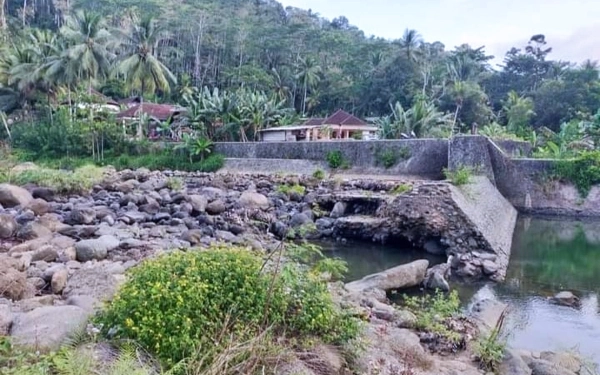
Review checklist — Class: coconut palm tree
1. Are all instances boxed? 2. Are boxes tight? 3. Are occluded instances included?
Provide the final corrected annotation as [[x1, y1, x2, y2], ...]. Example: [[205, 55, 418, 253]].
[[114, 14, 176, 138], [295, 56, 321, 115], [60, 11, 114, 90], [399, 29, 422, 62]]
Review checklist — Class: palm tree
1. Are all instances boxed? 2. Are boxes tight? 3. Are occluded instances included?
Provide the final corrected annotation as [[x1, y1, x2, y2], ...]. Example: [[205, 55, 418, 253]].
[[399, 29, 422, 62], [114, 15, 176, 138], [60, 11, 114, 91], [295, 56, 321, 115]]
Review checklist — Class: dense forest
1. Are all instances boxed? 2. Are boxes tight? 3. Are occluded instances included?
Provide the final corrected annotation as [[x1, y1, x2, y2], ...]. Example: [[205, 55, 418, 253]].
[[1, 0, 600, 145]]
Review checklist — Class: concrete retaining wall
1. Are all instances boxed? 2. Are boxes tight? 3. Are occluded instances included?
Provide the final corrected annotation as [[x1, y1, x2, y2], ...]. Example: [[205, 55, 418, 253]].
[[215, 139, 449, 179]]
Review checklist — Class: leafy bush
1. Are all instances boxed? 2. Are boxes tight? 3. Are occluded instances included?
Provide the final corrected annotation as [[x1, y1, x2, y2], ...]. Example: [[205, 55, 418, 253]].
[[554, 150, 600, 197], [99, 245, 359, 369], [403, 290, 461, 343], [312, 169, 326, 180], [276, 183, 306, 196], [375, 148, 411, 169], [443, 166, 472, 186], [326, 150, 349, 169], [101, 152, 225, 172]]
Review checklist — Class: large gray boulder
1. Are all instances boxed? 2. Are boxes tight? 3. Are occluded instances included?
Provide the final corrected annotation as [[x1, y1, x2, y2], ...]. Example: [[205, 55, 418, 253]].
[[330, 202, 346, 218], [239, 191, 269, 210], [345, 260, 429, 293], [0, 304, 13, 335], [188, 195, 208, 214], [63, 266, 124, 302], [550, 291, 581, 309], [498, 349, 532, 375], [0, 255, 28, 300], [0, 184, 33, 208], [529, 359, 577, 375], [423, 263, 451, 292], [10, 305, 89, 351], [75, 235, 120, 262], [0, 213, 18, 238]]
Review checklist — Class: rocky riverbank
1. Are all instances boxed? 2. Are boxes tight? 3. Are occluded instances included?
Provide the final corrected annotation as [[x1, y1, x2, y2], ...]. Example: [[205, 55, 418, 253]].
[[0, 168, 594, 375]]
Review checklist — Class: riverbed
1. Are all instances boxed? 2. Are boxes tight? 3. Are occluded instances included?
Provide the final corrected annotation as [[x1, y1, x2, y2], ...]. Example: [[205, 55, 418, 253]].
[[323, 216, 600, 364]]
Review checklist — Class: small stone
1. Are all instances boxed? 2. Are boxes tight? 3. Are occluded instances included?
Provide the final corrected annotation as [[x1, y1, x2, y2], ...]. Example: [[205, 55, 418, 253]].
[[181, 229, 203, 245], [206, 199, 226, 215], [0, 213, 18, 239], [27, 198, 49, 216], [75, 235, 120, 262], [69, 207, 96, 225]]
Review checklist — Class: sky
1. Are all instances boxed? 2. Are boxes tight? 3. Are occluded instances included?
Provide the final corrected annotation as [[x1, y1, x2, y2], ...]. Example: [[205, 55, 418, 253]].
[[278, 0, 600, 66]]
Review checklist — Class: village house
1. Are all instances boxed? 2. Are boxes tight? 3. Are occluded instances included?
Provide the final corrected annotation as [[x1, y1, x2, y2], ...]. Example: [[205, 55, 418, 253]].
[[116, 103, 188, 140], [259, 109, 378, 142]]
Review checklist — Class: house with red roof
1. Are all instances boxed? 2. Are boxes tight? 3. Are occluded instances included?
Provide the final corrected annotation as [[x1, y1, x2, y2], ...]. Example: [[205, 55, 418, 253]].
[[259, 109, 378, 142]]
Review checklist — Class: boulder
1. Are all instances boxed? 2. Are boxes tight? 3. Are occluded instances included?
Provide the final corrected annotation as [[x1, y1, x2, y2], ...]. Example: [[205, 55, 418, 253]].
[[497, 349, 532, 375], [32, 187, 55, 202], [75, 235, 120, 262], [181, 230, 203, 245], [188, 195, 208, 214], [529, 359, 576, 375], [0, 304, 13, 335], [10, 305, 90, 351], [68, 207, 96, 225], [345, 259, 429, 293], [239, 191, 270, 210], [423, 263, 451, 291], [330, 202, 346, 218], [0, 184, 33, 208], [0, 255, 28, 300], [0, 213, 18, 238], [289, 212, 312, 228], [63, 266, 123, 302], [17, 221, 53, 240], [206, 199, 226, 215], [27, 198, 50, 216], [51, 267, 69, 294], [550, 291, 581, 309], [469, 298, 508, 333], [31, 245, 59, 262]]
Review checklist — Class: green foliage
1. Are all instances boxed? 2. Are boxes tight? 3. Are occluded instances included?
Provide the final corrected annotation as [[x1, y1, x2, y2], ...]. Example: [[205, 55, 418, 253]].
[[166, 177, 184, 191], [375, 147, 411, 169], [100, 152, 225, 172], [377, 98, 452, 139], [0, 164, 105, 194], [276, 184, 306, 196], [403, 290, 462, 343], [390, 183, 412, 195], [443, 166, 472, 186], [174, 134, 214, 163], [479, 122, 522, 141], [98, 245, 359, 369], [554, 150, 600, 197], [473, 327, 506, 372], [312, 169, 326, 180], [326, 150, 349, 169]]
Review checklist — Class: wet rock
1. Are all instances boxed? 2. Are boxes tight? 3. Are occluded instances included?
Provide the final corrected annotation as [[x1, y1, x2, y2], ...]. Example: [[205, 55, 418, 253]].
[[10, 305, 90, 351], [529, 359, 576, 375], [498, 349, 532, 375], [550, 291, 581, 309], [423, 263, 450, 291], [330, 202, 346, 218], [75, 235, 120, 262], [0, 184, 33, 208], [239, 191, 270, 210], [469, 298, 507, 333], [423, 239, 446, 255], [345, 259, 429, 293], [0, 213, 18, 238]]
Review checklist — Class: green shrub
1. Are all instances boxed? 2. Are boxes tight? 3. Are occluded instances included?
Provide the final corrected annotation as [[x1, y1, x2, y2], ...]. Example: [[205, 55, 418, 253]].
[[403, 290, 461, 343], [99, 245, 359, 369], [473, 327, 506, 372], [326, 150, 349, 169], [276, 184, 306, 196], [390, 183, 412, 195], [375, 148, 411, 169], [554, 150, 600, 197], [0, 164, 105, 194], [312, 169, 326, 180], [443, 166, 472, 186]]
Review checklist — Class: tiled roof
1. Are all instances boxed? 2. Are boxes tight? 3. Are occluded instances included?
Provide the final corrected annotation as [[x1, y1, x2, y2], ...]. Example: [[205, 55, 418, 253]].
[[116, 103, 184, 120], [324, 109, 367, 126], [303, 118, 325, 125]]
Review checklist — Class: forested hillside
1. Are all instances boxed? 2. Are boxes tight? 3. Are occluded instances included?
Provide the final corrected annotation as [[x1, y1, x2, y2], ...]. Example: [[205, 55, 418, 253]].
[[1, 0, 600, 135]]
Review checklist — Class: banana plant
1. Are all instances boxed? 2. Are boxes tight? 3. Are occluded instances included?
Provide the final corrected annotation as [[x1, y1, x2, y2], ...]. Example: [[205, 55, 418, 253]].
[[175, 133, 214, 163]]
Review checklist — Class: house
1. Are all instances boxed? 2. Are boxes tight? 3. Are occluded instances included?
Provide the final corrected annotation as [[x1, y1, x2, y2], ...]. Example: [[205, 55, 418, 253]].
[[259, 109, 378, 142], [60, 89, 121, 113], [115, 103, 186, 122]]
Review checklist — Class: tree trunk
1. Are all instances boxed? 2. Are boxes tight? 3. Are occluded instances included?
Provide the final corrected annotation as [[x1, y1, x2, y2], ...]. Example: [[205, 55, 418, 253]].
[[0, 0, 6, 31], [302, 80, 307, 115], [21, 0, 26, 26], [137, 85, 145, 140]]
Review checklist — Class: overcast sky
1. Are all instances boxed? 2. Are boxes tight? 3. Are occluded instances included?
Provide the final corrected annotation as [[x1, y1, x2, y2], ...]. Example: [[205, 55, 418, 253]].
[[278, 0, 600, 66]]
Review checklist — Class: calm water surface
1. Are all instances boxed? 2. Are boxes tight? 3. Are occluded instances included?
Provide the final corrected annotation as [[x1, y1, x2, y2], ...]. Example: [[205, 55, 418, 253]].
[[324, 217, 600, 364]]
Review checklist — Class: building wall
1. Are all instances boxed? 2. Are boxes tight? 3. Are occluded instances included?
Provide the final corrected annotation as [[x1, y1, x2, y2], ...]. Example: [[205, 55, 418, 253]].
[[261, 131, 287, 142]]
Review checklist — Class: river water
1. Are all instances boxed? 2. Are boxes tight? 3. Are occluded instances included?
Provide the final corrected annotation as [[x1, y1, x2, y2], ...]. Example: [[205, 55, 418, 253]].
[[322, 216, 600, 364]]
